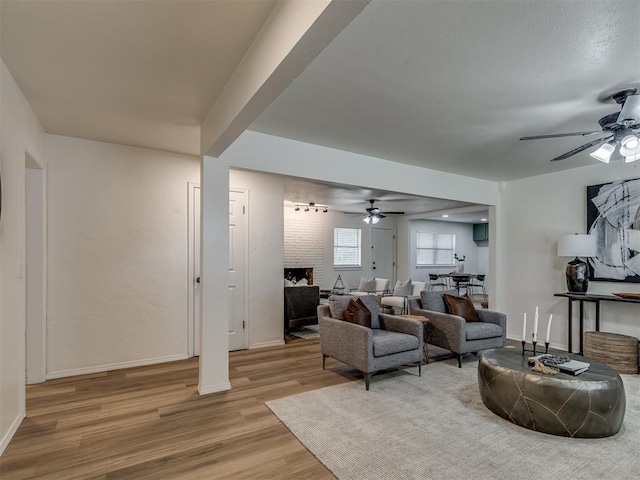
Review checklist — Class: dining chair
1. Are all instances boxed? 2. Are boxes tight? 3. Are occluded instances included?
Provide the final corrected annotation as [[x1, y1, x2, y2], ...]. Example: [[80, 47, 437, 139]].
[[466, 274, 487, 302], [451, 275, 471, 296], [428, 273, 448, 291]]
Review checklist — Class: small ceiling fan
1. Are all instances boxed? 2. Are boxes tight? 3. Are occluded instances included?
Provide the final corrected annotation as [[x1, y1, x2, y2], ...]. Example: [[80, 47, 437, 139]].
[[361, 199, 405, 224], [520, 89, 640, 163]]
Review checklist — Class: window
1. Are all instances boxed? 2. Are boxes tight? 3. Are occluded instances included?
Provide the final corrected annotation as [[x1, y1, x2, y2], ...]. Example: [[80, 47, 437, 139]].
[[334, 227, 362, 267], [416, 232, 455, 266]]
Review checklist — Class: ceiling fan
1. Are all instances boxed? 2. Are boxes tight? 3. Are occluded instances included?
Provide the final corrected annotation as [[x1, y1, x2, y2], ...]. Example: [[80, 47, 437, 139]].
[[520, 89, 640, 163], [361, 199, 405, 224]]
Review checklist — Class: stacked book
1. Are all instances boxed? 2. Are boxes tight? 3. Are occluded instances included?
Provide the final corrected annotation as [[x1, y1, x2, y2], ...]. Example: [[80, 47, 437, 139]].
[[528, 355, 590, 375]]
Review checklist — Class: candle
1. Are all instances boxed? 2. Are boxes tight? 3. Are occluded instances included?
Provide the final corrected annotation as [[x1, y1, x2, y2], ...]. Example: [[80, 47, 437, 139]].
[[546, 314, 553, 344], [533, 306, 539, 342], [522, 313, 527, 342]]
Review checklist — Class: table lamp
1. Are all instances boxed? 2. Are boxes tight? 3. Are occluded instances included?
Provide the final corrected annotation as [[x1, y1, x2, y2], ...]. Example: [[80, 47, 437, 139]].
[[557, 234, 596, 294]]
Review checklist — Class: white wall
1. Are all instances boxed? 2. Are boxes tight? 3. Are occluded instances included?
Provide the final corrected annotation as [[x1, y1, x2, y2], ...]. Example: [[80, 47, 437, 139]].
[[229, 169, 285, 348], [46, 135, 200, 376], [284, 206, 392, 291], [503, 161, 640, 351], [0, 61, 47, 454]]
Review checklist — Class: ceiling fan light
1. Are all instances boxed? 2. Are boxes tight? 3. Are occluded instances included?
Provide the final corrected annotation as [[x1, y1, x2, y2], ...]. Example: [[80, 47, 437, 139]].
[[589, 141, 616, 163], [618, 95, 640, 126], [363, 216, 371, 224], [620, 135, 640, 156], [625, 153, 640, 163], [371, 215, 380, 224]]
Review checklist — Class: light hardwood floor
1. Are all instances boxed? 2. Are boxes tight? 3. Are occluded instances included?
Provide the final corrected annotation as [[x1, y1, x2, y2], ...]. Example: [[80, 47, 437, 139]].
[[0, 338, 358, 479]]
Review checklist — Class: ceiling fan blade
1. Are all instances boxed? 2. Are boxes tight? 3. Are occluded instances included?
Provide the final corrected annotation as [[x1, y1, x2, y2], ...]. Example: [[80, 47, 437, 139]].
[[520, 131, 603, 141], [382, 211, 405, 215], [550, 136, 613, 162]]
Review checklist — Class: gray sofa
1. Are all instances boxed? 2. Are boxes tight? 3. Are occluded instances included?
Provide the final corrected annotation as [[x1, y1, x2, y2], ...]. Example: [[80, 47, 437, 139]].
[[408, 289, 506, 367], [318, 295, 423, 390]]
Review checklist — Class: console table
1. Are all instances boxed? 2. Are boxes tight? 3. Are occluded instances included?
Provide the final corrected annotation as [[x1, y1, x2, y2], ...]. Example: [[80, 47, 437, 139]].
[[554, 292, 640, 354]]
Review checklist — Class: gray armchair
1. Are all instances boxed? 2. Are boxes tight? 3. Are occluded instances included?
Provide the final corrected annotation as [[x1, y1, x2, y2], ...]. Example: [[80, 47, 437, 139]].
[[318, 295, 423, 390], [408, 289, 506, 367]]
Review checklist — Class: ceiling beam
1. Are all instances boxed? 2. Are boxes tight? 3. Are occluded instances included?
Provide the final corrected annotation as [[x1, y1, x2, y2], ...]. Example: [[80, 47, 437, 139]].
[[200, 0, 370, 157]]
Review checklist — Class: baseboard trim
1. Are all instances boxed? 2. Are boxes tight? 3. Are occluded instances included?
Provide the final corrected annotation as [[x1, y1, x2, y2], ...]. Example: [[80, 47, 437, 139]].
[[198, 381, 232, 395], [46, 353, 189, 380], [0, 410, 25, 456], [249, 340, 285, 350]]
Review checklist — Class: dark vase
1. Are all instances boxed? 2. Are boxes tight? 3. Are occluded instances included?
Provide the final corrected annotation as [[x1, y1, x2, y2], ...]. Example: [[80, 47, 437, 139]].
[[566, 257, 589, 293]]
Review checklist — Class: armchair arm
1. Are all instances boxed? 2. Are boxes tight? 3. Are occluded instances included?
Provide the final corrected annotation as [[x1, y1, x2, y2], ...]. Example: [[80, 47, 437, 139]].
[[408, 307, 466, 353], [477, 309, 507, 331], [318, 315, 372, 372], [379, 313, 423, 339]]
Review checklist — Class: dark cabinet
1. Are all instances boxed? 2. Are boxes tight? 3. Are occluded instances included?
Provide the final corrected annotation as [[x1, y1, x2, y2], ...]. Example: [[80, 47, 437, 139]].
[[473, 223, 489, 242]]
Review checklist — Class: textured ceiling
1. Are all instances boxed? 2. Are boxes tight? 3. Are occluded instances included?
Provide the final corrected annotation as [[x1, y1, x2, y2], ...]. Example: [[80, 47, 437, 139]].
[[0, 0, 277, 153], [251, 0, 640, 181]]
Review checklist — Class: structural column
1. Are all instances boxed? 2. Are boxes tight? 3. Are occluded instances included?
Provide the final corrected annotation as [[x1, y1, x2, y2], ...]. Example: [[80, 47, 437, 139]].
[[198, 156, 231, 394]]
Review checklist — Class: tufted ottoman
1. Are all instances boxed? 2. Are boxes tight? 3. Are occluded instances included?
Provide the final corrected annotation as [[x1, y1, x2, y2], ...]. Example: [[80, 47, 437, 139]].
[[478, 348, 626, 438]]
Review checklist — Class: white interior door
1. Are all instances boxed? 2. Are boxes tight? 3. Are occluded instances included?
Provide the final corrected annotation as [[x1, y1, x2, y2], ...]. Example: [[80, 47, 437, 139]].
[[188, 184, 201, 356], [189, 185, 248, 355], [372, 228, 396, 285], [228, 189, 248, 351]]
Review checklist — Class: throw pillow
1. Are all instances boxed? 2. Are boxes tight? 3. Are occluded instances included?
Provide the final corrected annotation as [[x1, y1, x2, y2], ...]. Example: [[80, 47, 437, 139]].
[[443, 293, 480, 322], [328, 295, 352, 320], [295, 278, 308, 286], [329, 294, 380, 328], [420, 289, 458, 313], [343, 298, 372, 328], [284, 278, 294, 287], [358, 277, 376, 292], [393, 279, 412, 296]]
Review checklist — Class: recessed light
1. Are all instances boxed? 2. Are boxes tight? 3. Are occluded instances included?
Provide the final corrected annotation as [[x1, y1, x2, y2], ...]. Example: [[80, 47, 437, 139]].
[[481, 218, 487, 222], [442, 214, 449, 218]]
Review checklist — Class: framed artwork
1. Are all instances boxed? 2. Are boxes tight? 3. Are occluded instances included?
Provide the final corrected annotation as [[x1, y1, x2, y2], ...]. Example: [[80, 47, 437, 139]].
[[587, 177, 640, 282]]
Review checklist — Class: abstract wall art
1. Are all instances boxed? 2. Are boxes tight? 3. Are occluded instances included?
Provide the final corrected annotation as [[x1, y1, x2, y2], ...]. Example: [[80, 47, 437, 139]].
[[587, 177, 640, 282]]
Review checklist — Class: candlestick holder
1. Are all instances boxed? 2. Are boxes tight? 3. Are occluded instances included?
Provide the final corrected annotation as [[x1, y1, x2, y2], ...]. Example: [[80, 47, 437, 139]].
[[521, 335, 550, 356]]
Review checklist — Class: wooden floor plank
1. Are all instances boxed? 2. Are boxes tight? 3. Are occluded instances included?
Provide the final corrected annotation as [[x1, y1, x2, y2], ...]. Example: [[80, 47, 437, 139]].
[[0, 339, 341, 479]]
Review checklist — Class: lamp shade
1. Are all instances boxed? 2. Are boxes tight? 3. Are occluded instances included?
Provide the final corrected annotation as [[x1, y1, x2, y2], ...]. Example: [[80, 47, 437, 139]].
[[557, 234, 596, 257], [589, 141, 615, 163]]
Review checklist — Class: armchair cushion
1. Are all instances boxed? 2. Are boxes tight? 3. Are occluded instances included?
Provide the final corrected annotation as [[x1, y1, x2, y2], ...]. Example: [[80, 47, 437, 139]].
[[372, 329, 420, 357], [358, 277, 376, 292], [420, 289, 458, 313], [466, 322, 503, 341], [393, 279, 412, 296], [344, 298, 372, 328], [329, 294, 380, 328], [443, 293, 480, 322]]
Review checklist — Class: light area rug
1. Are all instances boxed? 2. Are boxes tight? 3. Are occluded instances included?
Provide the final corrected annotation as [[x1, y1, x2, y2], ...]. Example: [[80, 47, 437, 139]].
[[266, 357, 640, 480], [289, 324, 320, 340]]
